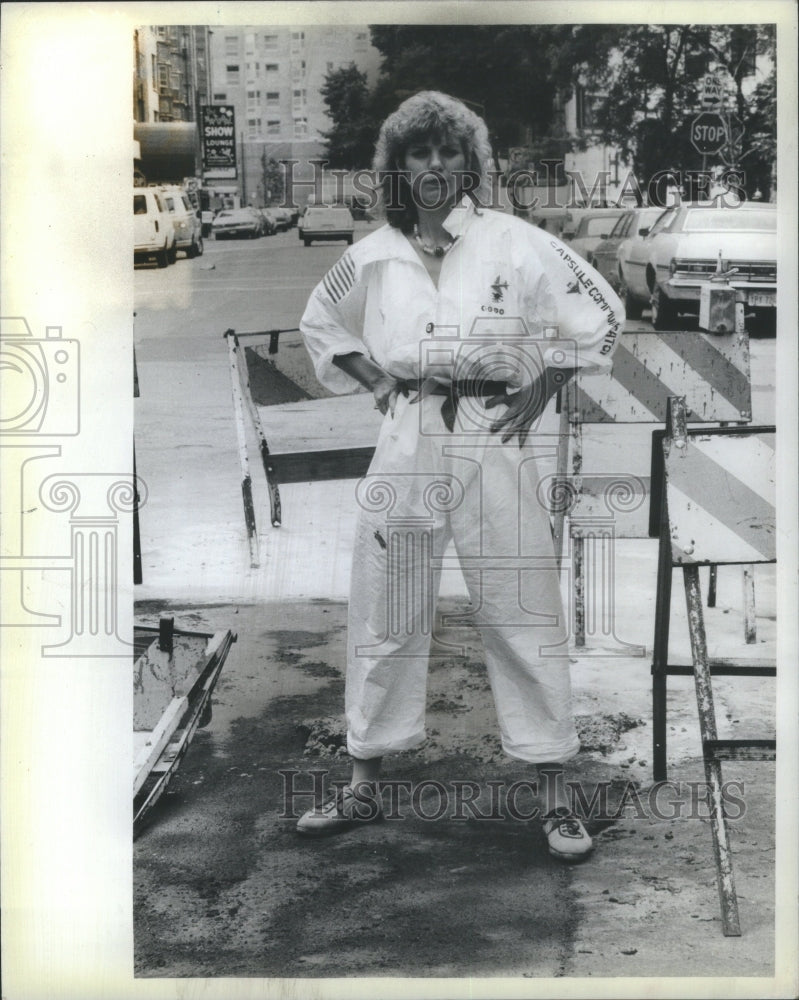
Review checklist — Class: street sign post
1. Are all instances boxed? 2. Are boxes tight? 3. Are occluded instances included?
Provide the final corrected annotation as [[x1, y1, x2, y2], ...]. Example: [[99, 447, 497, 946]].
[[690, 112, 729, 156]]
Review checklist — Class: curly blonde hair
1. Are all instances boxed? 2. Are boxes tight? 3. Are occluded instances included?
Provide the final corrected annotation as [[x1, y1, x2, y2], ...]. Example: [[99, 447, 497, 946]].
[[372, 91, 494, 229]]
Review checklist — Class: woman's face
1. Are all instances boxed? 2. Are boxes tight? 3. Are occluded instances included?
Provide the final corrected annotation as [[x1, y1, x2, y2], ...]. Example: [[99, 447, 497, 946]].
[[402, 132, 467, 209]]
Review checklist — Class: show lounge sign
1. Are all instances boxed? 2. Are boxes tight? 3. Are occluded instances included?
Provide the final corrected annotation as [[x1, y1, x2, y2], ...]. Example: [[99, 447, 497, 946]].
[[201, 105, 237, 180]]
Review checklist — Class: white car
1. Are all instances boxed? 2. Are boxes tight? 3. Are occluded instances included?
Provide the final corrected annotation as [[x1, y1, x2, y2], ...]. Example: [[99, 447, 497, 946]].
[[299, 206, 354, 246], [620, 201, 777, 329], [158, 186, 204, 258], [566, 208, 627, 260], [134, 187, 176, 268]]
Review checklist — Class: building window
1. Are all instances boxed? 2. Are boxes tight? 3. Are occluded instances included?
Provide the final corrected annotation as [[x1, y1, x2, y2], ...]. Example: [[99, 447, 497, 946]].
[[247, 89, 260, 99], [292, 88, 306, 111], [226, 64, 240, 84], [263, 34, 278, 50], [266, 91, 280, 108], [291, 31, 304, 54], [213, 92, 227, 101], [225, 35, 238, 56], [267, 119, 281, 135], [265, 63, 279, 72], [326, 61, 334, 72], [294, 117, 308, 138], [355, 31, 368, 51], [247, 117, 261, 138], [575, 85, 600, 132], [158, 63, 170, 92]]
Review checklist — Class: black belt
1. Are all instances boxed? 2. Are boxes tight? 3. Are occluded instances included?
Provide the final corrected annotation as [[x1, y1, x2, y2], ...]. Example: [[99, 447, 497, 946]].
[[399, 378, 510, 432]]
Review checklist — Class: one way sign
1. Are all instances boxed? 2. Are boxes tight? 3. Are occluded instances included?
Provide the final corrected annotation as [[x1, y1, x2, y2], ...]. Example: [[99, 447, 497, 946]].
[[701, 73, 724, 109]]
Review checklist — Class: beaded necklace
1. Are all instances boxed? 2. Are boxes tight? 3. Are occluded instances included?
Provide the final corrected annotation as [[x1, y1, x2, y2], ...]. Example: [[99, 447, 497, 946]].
[[413, 224, 457, 258]]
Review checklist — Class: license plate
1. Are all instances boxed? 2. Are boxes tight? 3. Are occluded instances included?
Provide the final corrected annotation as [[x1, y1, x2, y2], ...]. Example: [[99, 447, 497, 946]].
[[748, 291, 776, 307]]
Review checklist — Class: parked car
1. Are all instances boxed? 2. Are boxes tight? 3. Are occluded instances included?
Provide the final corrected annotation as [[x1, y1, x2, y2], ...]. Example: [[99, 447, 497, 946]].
[[526, 206, 572, 239], [589, 207, 664, 291], [133, 187, 176, 268], [269, 206, 294, 231], [257, 208, 278, 235], [298, 205, 354, 246], [621, 200, 777, 329], [158, 185, 204, 258], [567, 209, 627, 261], [211, 207, 264, 240], [560, 206, 627, 247]]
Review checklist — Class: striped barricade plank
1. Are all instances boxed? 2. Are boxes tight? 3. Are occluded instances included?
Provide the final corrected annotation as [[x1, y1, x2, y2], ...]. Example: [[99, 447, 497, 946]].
[[665, 431, 776, 565], [566, 331, 751, 424]]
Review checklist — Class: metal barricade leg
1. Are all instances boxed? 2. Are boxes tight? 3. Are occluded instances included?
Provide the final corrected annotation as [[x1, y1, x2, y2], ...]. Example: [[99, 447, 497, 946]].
[[651, 513, 674, 782], [706, 564, 717, 607], [683, 564, 742, 936], [573, 533, 585, 646], [743, 565, 756, 644]]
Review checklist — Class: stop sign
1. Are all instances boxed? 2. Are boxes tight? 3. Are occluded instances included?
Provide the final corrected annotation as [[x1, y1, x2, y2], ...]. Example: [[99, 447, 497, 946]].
[[690, 112, 729, 155]]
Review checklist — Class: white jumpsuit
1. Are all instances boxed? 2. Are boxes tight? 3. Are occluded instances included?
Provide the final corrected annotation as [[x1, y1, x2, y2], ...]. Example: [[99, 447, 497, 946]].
[[300, 200, 624, 763]]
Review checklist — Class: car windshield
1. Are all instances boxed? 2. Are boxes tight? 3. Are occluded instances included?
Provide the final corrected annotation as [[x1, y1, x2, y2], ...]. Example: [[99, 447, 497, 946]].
[[682, 208, 776, 232], [609, 214, 632, 238], [581, 215, 623, 236]]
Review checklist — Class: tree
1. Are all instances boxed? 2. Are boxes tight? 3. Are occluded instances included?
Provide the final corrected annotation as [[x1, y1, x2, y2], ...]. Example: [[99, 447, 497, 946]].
[[557, 24, 777, 198], [319, 64, 380, 168], [261, 152, 284, 204], [368, 25, 576, 154]]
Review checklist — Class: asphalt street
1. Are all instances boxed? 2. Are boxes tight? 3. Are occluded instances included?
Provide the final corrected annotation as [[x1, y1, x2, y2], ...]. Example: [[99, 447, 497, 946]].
[[132, 219, 780, 984]]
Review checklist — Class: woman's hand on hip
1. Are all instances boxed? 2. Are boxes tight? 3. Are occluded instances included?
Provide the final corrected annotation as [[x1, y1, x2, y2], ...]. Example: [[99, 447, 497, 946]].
[[372, 375, 408, 417], [485, 366, 576, 446]]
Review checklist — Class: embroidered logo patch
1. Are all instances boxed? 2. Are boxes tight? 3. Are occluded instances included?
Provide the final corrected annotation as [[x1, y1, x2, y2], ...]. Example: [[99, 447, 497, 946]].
[[491, 275, 509, 302], [323, 253, 356, 303]]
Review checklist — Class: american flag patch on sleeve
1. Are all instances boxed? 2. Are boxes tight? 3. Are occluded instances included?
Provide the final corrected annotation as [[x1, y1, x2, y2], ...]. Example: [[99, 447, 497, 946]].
[[322, 253, 356, 303]]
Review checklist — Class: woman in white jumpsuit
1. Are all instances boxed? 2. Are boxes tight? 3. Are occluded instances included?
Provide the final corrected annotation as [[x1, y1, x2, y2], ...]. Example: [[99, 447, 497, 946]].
[[297, 92, 623, 860]]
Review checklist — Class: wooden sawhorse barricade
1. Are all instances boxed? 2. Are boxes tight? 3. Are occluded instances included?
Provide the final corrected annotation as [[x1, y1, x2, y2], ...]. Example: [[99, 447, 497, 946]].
[[553, 329, 754, 651], [224, 328, 383, 564], [651, 395, 776, 936]]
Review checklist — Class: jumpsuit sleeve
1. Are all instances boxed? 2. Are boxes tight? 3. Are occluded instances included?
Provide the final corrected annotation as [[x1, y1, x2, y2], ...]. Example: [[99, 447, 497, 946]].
[[517, 227, 625, 371], [299, 250, 371, 394]]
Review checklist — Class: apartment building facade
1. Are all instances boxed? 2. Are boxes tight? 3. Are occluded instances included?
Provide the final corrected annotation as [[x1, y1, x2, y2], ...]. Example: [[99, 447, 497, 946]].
[[206, 25, 380, 205]]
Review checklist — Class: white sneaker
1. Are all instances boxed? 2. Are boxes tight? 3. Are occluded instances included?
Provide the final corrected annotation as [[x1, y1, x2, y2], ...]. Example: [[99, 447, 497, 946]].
[[542, 807, 593, 862], [296, 783, 383, 837]]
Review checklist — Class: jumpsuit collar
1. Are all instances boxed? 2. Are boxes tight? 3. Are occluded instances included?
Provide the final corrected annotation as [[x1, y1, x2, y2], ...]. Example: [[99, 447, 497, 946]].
[[354, 198, 479, 268]]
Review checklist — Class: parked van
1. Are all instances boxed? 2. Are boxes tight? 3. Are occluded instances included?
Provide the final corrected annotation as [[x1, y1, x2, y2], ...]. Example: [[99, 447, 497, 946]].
[[298, 205, 354, 246], [134, 188, 176, 267], [158, 185, 204, 258]]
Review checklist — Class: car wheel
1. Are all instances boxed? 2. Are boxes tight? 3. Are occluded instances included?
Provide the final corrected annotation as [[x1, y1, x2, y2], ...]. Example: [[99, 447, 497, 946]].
[[156, 244, 169, 268], [303, 238, 310, 247], [196, 236, 203, 256], [347, 235, 354, 245], [622, 283, 644, 320], [167, 242, 177, 264], [651, 286, 679, 330]]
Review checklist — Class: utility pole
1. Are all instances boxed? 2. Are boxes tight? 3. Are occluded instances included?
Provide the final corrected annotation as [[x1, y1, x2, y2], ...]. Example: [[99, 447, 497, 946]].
[[240, 131, 247, 204]]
